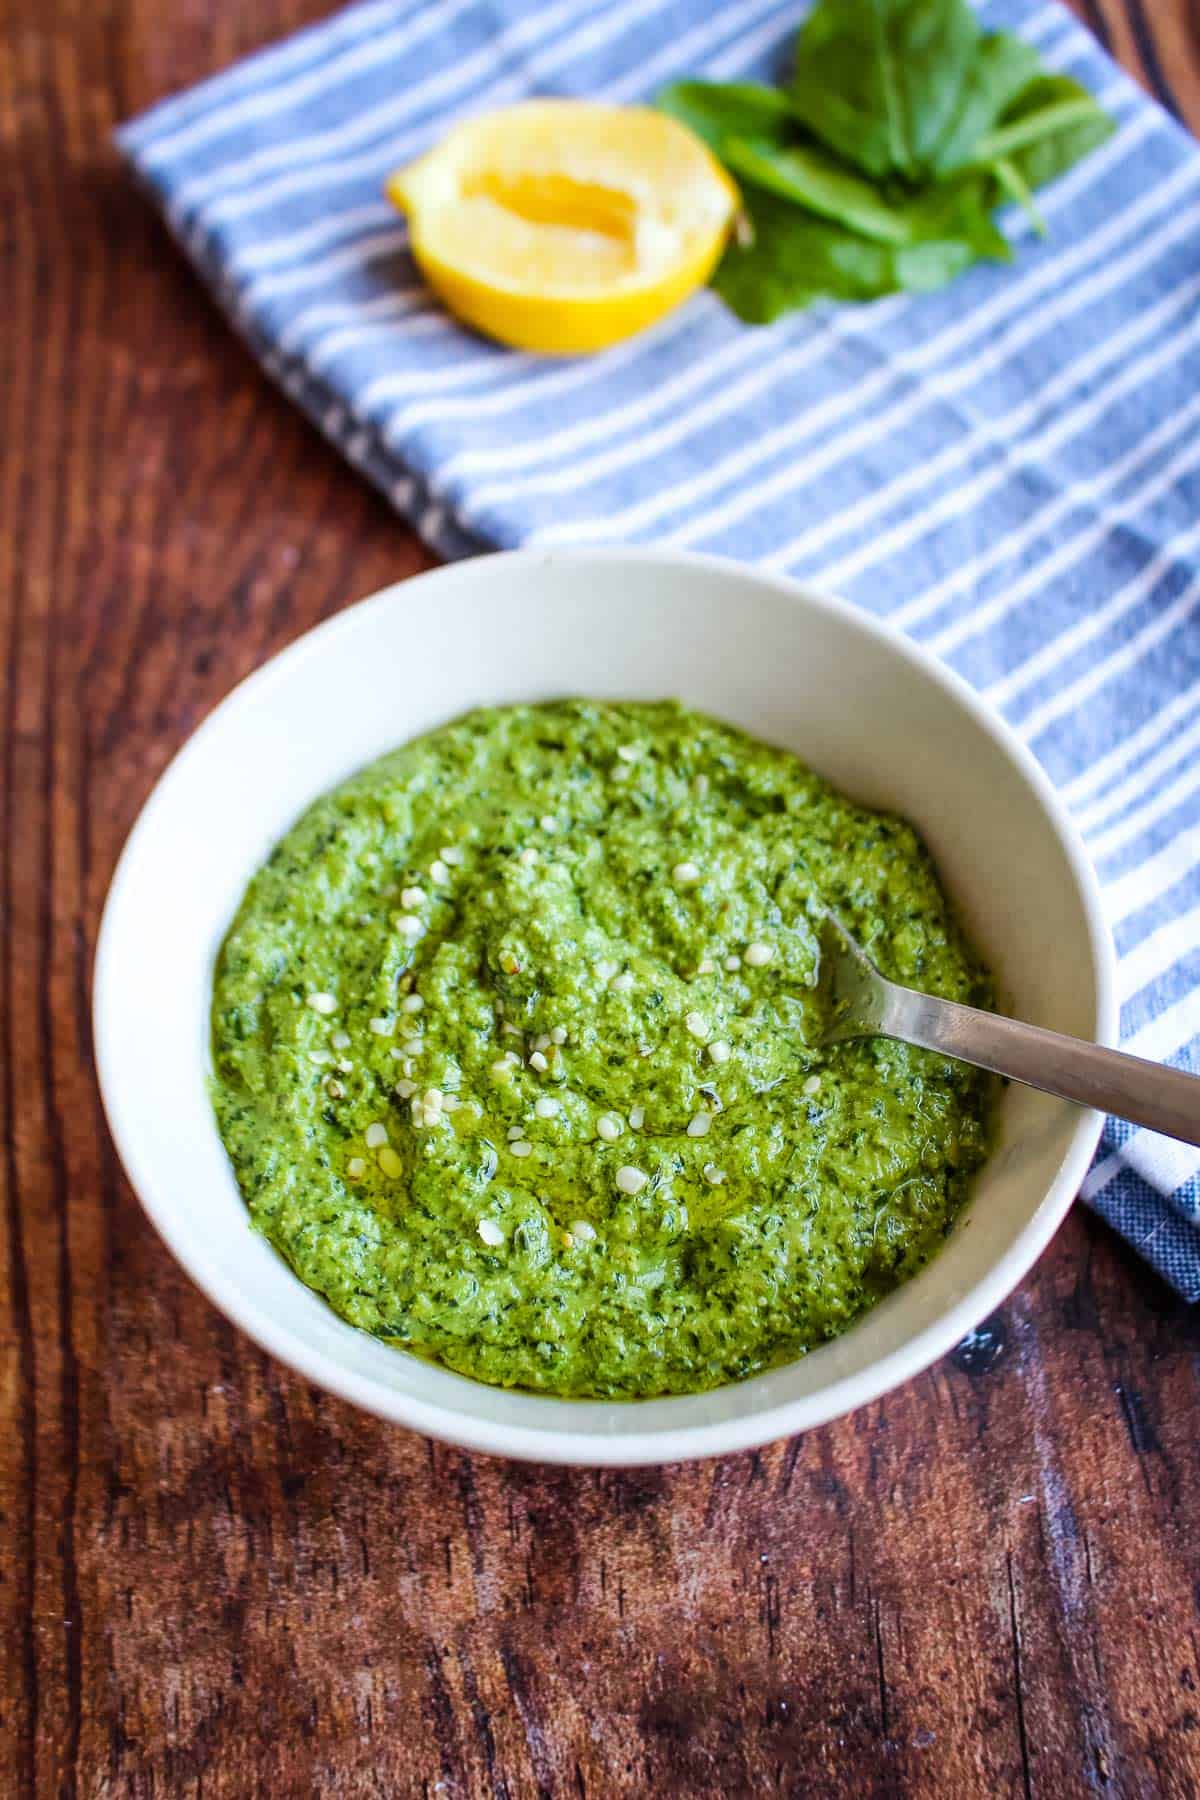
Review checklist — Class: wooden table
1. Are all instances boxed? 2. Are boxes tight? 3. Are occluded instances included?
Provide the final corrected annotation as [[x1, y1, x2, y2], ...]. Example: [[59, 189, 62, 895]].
[[3, 2, 1199, 1793]]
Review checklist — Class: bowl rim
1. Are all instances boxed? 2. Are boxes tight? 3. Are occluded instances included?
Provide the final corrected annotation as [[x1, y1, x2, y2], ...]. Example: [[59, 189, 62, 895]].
[[93, 546, 1117, 1465]]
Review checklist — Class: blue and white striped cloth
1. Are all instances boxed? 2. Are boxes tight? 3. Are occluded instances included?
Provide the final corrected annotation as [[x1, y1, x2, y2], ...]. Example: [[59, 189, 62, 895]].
[[118, 0, 1200, 1296]]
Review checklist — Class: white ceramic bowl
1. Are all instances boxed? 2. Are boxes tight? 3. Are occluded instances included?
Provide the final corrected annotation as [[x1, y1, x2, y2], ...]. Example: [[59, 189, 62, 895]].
[[94, 549, 1115, 1464]]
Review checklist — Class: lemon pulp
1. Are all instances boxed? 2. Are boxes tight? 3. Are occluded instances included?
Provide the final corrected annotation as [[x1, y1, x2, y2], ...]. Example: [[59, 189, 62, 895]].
[[386, 101, 739, 354]]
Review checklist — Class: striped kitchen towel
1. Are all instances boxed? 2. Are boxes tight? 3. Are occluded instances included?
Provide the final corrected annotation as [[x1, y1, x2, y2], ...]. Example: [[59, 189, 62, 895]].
[[118, 0, 1200, 1295]]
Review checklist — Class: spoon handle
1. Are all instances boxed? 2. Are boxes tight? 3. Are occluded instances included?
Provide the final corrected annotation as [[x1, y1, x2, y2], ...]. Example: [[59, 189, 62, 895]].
[[887, 988, 1200, 1146]]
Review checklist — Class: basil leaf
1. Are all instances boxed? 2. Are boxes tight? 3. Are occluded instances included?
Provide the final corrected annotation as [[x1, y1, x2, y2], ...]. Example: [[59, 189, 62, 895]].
[[724, 137, 1013, 251], [713, 200, 886, 322], [895, 225, 1009, 288], [660, 12, 1113, 327], [722, 138, 916, 244], [928, 30, 1043, 173], [989, 156, 1046, 236], [656, 80, 794, 154], [978, 75, 1115, 189], [790, 0, 980, 181], [902, 176, 1013, 262], [712, 181, 1008, 324]]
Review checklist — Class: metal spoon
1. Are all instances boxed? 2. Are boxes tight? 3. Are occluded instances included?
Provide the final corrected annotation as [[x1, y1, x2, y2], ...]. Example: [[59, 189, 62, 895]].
[[814, 912, 1200, 1146]]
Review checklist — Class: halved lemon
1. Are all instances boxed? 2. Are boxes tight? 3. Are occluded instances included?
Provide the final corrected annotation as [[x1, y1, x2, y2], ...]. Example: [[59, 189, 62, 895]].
[[386, 101, 739, 355]]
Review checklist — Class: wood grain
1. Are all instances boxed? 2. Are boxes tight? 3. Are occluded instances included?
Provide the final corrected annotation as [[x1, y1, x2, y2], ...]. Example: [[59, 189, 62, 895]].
[[2, 2, 1199, 1795]]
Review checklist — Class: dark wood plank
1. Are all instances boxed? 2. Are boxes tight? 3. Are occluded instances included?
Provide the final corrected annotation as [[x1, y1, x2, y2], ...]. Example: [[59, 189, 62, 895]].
[[2, 2, 1199, 1796], [1083, 0, 1200, 128]]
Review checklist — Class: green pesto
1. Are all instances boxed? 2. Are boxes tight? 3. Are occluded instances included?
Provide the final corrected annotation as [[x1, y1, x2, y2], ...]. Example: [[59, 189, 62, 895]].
[[211, 701, 993, 1399]]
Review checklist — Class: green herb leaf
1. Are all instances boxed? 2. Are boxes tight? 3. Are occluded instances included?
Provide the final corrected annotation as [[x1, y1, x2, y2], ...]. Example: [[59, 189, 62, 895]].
[[905, 177, 1013, 264], [712, 181, 1009, 324], [723, 136, 1013, 250], [722, 137, 917, 244], [658, 10, 1113, 328], [927, 30, 1043, 173], [712, 198, 878, 322], [977, 74, 1115, 189], [988, 155, 1046, 236], [789, 0, 981, 181], [656, 80, 794, 154]]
